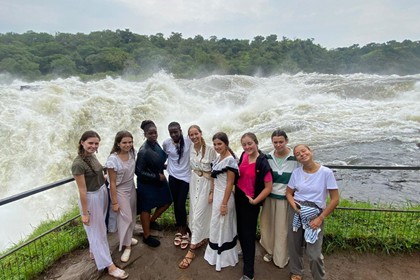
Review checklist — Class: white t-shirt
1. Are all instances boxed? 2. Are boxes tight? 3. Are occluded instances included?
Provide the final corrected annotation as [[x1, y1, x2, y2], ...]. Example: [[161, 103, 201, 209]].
[[162, 136, 192, 183], [288, 165, 338, 209]]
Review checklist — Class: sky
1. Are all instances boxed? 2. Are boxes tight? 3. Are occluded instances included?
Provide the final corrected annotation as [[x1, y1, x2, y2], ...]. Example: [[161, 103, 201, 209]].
[[1, 0, 419, 49]]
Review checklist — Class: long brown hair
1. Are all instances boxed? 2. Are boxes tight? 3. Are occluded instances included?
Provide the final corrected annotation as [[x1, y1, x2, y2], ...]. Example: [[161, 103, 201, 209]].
[[212, 132, 236, 159], [110, 130, 135, 157]]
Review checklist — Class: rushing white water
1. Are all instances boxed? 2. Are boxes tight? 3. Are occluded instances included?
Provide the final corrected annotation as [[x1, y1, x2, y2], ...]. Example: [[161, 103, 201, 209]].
[[0, 72, 419, 251]]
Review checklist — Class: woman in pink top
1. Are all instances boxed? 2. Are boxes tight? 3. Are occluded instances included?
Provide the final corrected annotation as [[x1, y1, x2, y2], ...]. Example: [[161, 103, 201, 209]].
[[235, 132, 273, 280]]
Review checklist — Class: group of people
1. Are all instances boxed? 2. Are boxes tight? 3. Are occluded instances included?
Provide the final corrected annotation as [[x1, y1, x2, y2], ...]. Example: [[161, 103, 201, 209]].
[[71, 121, 339, 280]]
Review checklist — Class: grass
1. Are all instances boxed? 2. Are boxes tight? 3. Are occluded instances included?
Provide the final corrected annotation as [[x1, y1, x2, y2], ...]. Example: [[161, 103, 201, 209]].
[[323, 199, 420, 254]]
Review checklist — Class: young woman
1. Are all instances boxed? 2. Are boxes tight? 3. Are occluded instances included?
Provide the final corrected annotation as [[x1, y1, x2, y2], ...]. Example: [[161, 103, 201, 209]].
[[135, 120, 172, 248], [162, 122, 192, 249], [204, 132, 239, 271], [71, 130, 128, 279], [286, 144, 339, 280], [260, 130, 299, 268], [178, 125, 217, 269], [235, 132, 273, 280], [105, 131, 137, 263]]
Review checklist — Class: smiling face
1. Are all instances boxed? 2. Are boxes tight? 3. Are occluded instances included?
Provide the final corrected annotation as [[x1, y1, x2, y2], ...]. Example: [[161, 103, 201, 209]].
[[272, 135, 288, 154], [188, 127, 202, 145], [213, 138, 227, 154], [241, 135, 258, 156], [168, 125, 182, 143], [293, 144, 313, 164], [118, 136, 133, 153], [81, 137, 100, 155]]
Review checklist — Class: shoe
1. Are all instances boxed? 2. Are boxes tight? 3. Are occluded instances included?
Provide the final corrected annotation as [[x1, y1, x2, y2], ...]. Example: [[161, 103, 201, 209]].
[[108, 267, 129, 279], [263, 253, 273, 262], [291, 274, 302, 280], [143, 235, 160, 247], [178, 248, 195, 269], [131, 238, 138, 246], [174, 232, 182, 246], [180, 233, 190, 250], [239, 275, 254, 280], [150, 221, 162, 231], [120, 248, 131, 262]]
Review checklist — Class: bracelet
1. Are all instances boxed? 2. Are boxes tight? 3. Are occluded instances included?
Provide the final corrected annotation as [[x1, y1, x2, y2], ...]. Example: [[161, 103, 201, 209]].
[[82, 213, 89, 216], [221, 204, 227, 207]]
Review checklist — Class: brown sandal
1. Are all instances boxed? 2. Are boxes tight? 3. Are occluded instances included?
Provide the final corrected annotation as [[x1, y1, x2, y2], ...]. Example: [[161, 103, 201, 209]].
[[178, 248, 195, 269]]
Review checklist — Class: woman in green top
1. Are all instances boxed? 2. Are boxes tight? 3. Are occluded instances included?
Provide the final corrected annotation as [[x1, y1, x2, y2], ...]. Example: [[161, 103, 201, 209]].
[[71, 130, 128, 279]]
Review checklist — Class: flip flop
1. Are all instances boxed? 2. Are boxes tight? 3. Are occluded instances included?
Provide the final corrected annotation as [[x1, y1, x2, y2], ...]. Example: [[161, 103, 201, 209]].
[[174, 232, 182, 246], [180, 233, 190, 250]]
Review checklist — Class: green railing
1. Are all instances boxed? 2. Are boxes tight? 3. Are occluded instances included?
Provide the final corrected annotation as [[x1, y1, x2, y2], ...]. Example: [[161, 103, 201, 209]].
[[0, 165, 419, 279]]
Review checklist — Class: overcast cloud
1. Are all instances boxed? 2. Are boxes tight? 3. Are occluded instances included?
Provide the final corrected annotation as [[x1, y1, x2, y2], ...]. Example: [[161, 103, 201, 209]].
[[1, 0, 419, 49]]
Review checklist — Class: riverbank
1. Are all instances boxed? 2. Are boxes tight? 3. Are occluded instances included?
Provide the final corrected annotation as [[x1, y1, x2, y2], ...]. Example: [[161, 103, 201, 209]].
[[36, 225, 420, 280]]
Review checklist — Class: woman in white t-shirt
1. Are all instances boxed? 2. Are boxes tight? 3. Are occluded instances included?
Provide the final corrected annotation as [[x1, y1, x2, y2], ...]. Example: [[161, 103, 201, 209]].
[[286, 144, 339, 280], [162, 122, 192, 248]]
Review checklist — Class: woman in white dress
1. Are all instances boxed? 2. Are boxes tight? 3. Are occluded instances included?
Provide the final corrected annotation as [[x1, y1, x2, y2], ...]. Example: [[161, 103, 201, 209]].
[[179, 125, 216, 269], [204, 132, 239, 271], [106, 131, 137, 263]]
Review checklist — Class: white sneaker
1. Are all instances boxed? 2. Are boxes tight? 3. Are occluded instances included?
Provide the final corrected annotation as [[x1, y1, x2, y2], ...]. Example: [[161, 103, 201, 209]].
[[263, 253, 272, 262], [121, 248, 131, 262], [131, 238, 138, 246]]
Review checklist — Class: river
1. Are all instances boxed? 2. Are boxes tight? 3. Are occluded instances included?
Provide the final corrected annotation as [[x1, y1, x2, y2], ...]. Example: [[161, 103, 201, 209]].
[[0, 72, 419, 251]]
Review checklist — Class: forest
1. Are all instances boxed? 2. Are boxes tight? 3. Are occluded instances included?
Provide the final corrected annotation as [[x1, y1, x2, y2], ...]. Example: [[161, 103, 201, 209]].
[[0, 29, 419, 81]]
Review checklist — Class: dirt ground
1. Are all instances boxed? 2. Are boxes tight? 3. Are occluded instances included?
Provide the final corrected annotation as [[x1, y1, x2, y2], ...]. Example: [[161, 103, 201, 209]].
[[37, 227, 420, 280]]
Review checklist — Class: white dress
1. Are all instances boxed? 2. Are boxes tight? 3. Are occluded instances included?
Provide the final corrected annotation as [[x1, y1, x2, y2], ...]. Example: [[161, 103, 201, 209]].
[[105, 152, 137, 251], [204, 155, 239, 271], [189, 144, 217, 245]]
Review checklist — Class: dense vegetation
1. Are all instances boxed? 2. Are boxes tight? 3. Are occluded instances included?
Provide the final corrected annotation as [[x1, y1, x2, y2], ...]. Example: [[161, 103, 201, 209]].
[[1, 29, 420, 81]]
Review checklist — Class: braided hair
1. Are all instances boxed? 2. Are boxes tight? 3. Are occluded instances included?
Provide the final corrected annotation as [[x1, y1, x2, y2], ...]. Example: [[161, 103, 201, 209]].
[[77, 130, 101, 174], [168, 121, 185, 164]]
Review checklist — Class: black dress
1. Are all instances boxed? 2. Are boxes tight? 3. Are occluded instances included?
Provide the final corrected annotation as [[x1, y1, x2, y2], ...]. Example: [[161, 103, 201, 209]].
[[135, 140, 172, 213]]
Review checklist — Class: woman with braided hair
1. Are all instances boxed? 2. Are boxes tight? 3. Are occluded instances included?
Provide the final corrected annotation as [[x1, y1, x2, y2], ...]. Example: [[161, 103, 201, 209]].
[[178, 125, 217, 269], [71, 130, 128, 279], [162, 122, 192, 249]]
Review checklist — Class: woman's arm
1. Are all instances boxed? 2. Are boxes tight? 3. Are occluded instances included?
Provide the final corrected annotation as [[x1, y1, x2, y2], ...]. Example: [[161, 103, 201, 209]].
[[74, 174, 90, 225], [107, 168, 119, 212], [220, 170, 235, 215], [286, 186, 299, 212], [248, 180, 272, 205], [310, 189, 339, 229]]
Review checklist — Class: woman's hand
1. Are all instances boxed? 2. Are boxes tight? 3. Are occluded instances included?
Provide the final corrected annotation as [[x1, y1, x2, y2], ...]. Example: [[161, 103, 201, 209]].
[[81, 214, 90, 226], [220, 204, 227, 216], [245, 195, 255, 205], [159, 173, 165, 181], [309, 216, 323, 230], [112, 202, 120, 212]]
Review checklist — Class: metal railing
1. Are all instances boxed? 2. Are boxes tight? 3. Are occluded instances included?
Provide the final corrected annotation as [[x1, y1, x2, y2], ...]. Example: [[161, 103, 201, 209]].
[[0, 177, 87, 280], [0, 165, 419, 279]]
